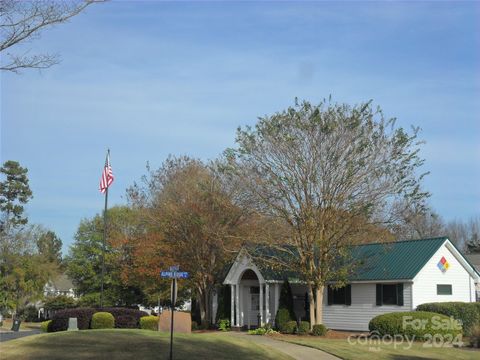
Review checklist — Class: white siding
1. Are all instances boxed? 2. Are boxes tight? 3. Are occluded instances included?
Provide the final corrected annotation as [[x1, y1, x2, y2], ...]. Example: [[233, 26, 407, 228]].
[[323, 283, 413, 331], [412, 242, 475, 308]]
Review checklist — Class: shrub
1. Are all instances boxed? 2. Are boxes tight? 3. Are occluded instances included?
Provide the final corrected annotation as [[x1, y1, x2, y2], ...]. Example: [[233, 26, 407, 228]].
[[116, 315, 138, 328], [91, 312, 114, 329], [469, 324, 480, 348], [416, 302, 480, 335], [140, 316, 158, 331], [312, 324, 328, 336], [191, 321, 199, 331], [278, 281, 296, 321], [283, 321, 297, 334], [50, 307, 95, 331], [49, 307, 148, 332], [218, 319, 230, 331], [101, 307, 148, 329], [247, 326, 278, 335], [296, 321, 310, 335], [369, 311, 462, 340], [40, 320, 51, 332], [248, 327, 267, 335], [275, 308, 293, 332]]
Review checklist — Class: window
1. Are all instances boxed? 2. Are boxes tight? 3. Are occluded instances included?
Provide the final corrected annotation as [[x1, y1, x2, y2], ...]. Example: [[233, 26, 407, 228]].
[[437, 284, 452, 295], [376, 283, 404, 306], [327, 285, 351, 305]]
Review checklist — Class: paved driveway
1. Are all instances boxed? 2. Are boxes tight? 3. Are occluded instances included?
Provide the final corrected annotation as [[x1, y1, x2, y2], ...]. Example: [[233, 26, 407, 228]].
[[227, 332, 340, 360], [0, 329, 41, 342]]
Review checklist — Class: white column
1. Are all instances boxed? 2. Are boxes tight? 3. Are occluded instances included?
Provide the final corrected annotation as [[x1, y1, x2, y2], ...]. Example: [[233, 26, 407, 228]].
[[265, 283, 270, 325], [259, 283, 264, 326], [239, 285, 243, 326], [235, 284, 240, 327], [230, 284, 235, 327]]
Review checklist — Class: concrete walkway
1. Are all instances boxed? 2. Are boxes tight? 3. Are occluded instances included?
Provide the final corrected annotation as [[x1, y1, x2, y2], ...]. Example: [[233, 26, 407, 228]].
[[227, 332, 340, 360]]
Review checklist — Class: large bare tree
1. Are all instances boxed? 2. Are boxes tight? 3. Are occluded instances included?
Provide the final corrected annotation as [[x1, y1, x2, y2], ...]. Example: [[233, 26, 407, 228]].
[[224, 99, 429, 327], [0, 0, 103, 73]]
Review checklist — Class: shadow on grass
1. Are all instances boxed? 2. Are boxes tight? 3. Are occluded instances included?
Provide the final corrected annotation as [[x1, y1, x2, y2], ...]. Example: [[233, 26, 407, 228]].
[[0, 330, 283, 360]]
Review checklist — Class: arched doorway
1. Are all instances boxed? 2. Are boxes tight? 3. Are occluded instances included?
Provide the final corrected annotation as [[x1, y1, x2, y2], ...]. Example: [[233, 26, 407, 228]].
[[240, 269, 261, 329]]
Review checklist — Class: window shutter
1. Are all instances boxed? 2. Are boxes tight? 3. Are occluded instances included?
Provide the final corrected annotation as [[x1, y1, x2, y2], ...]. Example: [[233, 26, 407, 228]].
[[345, 284, 352, 306], [376, 284, 382, 306], [327, 286, 333, 306], [397, 283, 404, 306]]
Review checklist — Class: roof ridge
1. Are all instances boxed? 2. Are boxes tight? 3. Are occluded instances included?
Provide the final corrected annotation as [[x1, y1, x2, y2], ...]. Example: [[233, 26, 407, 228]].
[[351, 236, 448, 247]]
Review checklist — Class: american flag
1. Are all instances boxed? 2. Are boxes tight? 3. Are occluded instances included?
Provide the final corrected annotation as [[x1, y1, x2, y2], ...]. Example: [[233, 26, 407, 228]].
[[99, 152, 114, 194]]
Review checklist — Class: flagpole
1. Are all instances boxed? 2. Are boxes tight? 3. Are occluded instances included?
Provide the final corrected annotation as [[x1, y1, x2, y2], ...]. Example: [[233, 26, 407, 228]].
[[100, 149, 110, 308]]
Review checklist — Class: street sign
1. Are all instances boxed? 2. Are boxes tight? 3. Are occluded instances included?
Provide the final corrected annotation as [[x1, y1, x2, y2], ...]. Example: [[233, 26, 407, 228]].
[[161, 271, 189, 279], [159, 265, 189, 360]]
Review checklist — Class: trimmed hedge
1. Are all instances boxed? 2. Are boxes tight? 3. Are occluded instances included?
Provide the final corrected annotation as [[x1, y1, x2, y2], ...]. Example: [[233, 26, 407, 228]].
[[140, 316, 158, 331], [275, 308, 293, 333], [50, 308, 95, 332], [312, 324, 328, 336], [416, 302, 480, 334], [102, 307, 147, 329], [369, 311, 462, 340], [49, 307, 148, 332], [91, 312, 115, 329], [40, 320, 51, 333], [283, 321, 297, 334], [296, 321, 310, 335]]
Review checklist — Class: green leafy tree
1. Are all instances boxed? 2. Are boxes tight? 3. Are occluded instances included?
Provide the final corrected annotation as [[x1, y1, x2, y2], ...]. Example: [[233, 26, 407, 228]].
[[225, 99, 429, 327], [0, 161, 55, 315], [65, 206, 147, 307], [0, 160, 33, 232], [37, 230, 62, 264]]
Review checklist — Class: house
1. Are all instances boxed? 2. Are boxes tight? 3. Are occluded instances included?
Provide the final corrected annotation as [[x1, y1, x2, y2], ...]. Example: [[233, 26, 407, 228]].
[[222, 237, 480, 331], [43, 274, 77, 299], [465, 253, 480, 301]]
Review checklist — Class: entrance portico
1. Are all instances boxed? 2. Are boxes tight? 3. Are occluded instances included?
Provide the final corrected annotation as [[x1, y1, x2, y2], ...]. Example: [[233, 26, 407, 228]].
[[223, 250, 281, 329]]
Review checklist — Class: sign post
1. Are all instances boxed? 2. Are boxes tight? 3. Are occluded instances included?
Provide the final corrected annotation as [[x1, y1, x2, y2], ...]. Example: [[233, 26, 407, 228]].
[[160, 265, 189, 360]]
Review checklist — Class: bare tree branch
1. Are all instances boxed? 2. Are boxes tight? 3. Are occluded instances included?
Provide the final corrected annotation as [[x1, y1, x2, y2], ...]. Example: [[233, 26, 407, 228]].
[[0, 0, 105, 73]]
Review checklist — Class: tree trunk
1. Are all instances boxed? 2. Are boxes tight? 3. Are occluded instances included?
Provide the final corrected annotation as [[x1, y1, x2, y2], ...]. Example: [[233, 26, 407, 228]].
[[308, 284, 316, 329], [197, 289, 207, 326], [204, 287, 211, 327], [315, 285, 324, 325]]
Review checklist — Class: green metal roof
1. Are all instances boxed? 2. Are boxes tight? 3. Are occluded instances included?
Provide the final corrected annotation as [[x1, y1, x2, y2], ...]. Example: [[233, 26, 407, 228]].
[[348, 237, 446, 281], [244, 237, 449, 282]]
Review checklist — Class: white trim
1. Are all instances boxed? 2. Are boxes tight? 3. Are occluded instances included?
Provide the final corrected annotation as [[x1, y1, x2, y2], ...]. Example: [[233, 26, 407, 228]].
[[265, 283, 270, 324], [444, 240, 480, 280], [259, 283, 264, 326]]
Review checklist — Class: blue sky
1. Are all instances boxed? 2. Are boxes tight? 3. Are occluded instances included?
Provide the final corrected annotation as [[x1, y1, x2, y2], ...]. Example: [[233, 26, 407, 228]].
[[1, 1, 479, 254]]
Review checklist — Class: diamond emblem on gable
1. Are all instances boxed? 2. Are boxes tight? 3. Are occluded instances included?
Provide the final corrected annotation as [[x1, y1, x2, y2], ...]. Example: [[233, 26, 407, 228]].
[[437, 257, 449, 272]]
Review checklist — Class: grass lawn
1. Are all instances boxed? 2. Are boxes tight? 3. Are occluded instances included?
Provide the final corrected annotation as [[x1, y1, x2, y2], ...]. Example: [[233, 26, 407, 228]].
[[0, 329, 293, 360], [277, 335, 480, 360], [0, 318, 41, 331]]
